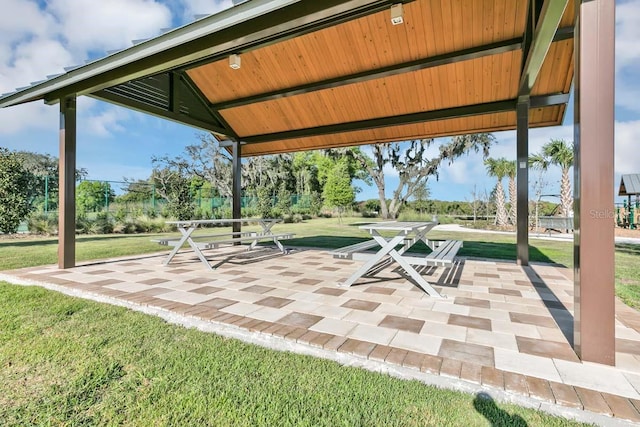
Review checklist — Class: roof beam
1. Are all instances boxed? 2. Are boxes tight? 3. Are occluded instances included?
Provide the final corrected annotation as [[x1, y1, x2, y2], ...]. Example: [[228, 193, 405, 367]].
[[241, 101, 516, 144], [169, 72, 179, 113], [519, 0, 570, 98], [90, 89, 229, 134], [212, 38, 524, 111], [529, 92, 570, 107], [240, 93, 567, 144]]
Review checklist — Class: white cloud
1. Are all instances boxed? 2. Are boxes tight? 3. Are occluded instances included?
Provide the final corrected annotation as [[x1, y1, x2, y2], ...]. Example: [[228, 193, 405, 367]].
[[615, 120, 640, 175], [0, 0, 173, 138], [180, 0, 233, 22], [0, 0, 55, 45], [616, 0, 640, 72], [47, 0, 172, 54], [81, 108, 130, 137], [3, 38, 74, 90], [0, 103, 57, 136], [615, 0, 640, 114]]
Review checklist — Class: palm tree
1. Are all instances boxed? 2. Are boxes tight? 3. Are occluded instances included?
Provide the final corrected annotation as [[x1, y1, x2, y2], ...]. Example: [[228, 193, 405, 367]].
[[529, 152, 550, 230], [505, 160, 517, 225], [530, 139, 574, 217], [484, 157, 510, 227]]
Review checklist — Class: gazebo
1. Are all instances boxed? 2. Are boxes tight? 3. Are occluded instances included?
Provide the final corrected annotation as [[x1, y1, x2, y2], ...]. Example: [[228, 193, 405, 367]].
[[0, 0, 615, 365]]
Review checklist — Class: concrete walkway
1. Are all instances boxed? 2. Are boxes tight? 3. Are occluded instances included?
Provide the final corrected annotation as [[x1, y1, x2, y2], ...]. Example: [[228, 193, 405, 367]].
[[435, 224, 640, 245], [2, 245, 640, 426]]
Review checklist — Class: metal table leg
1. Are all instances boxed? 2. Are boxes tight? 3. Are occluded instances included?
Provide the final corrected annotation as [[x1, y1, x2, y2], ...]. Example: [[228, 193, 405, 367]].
[[163, 225, 214, 270], [341, 233, 405, 287]]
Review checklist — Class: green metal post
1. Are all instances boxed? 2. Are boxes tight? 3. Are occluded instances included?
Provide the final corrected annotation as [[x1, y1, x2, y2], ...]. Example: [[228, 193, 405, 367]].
[[44, 175, 49, 214], [105, 183, 109, 212]]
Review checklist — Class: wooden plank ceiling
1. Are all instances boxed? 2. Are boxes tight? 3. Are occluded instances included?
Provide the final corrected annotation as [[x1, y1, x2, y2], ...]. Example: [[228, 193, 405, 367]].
[[187, 0, 575, 157]]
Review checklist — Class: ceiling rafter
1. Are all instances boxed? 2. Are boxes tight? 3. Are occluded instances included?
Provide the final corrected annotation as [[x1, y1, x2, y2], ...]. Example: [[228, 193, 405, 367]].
[[518, 0, 570, 99], [241, 101, 515, 144]]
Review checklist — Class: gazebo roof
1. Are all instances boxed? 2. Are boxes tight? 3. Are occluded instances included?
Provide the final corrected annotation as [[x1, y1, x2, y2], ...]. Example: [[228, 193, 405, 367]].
[[619, 174, 640, 197], [0, 0, 574, 157]]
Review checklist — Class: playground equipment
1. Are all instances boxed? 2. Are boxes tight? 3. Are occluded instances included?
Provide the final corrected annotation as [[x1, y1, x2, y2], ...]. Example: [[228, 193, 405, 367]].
[[617, 199, 639, 229], [617, 174, 640, 229]]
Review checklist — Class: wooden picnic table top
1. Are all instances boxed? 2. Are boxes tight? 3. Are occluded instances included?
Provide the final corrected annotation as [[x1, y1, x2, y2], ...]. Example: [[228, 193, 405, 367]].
[[358, 221, 437, 233], [165, 218, 281, 226]]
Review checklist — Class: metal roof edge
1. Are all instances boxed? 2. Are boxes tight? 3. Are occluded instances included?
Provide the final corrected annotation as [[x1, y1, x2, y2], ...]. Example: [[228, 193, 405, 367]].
[[0, 0, 304, 108]]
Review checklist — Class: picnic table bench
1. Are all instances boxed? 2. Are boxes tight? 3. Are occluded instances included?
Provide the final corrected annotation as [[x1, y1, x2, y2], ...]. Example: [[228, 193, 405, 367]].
[[330, 221, 462, 297], [155, 219, 294, 270], [538, 216, 573, 234]]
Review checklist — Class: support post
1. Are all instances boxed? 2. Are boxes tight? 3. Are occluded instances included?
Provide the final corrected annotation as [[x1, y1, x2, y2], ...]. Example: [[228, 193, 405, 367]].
[[573, 0, 615, 364], [516, 99, 529, 266], [232, 141, 242, 236], [58, 95, 77, 269]]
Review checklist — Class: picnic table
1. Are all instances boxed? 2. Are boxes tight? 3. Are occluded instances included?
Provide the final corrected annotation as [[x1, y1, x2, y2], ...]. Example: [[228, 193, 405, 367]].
[[155, 218, 294, 270], [331, 221, 462, 297]]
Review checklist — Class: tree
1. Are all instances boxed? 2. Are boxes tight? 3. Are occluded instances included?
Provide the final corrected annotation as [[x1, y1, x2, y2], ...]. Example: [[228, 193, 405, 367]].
[[412, 182, 430, 215], [0, 148, 35, 233], [76, 181, 115, 213], [466, 184, 481, 224], [505, 160, 517, 225], [528, 152, 550, 230], [256, 186, 273, 218], [292, 152, 321, 196], [182, 134, 233, 197], [347, 134, 496, 219], [118, 179, 154, 203], [484, 157, 510, 227], [323, 160, 355, 221], [151, 156, 195, 220], [530, 139, 574, 217], [275, 183, 292, 217], [14, 150, 88, 212]]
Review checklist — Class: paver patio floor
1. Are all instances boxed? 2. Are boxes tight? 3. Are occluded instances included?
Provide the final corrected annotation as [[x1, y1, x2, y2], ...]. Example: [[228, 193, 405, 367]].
[[4, 245, 640, 425]]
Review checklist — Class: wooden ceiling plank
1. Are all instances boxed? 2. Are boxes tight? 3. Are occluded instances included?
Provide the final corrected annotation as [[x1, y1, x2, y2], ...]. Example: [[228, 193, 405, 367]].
[[494, 0, 506, 41], [483, 0, 496, 42], [211, 36, 522, 111], [431, 0, 447, 55]]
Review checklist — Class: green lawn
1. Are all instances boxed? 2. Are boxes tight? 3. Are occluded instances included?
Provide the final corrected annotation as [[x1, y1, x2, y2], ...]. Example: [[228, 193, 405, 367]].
[[0, 283, 590, 426]]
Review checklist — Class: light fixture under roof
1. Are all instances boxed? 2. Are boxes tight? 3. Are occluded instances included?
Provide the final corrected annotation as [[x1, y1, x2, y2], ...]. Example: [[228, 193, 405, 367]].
[[229, 54, 241, 69], [390, 3, 404, 25]]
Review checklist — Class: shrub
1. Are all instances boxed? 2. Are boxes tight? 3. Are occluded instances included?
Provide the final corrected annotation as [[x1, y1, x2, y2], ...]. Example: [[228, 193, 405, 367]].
[[27, 213, 57, 235]]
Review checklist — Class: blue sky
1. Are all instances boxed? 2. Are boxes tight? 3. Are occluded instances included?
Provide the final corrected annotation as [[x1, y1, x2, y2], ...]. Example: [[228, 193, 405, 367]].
[[1, 0, 639, 203]]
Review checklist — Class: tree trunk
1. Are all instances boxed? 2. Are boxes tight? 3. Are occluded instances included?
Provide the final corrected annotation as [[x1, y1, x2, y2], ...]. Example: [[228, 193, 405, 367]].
[[508, 176, 517, 225], [560, 167, 573, 217], [495, 181, 508, 227], [378, 186, 390, 219], [388, 199, 400, 219]]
